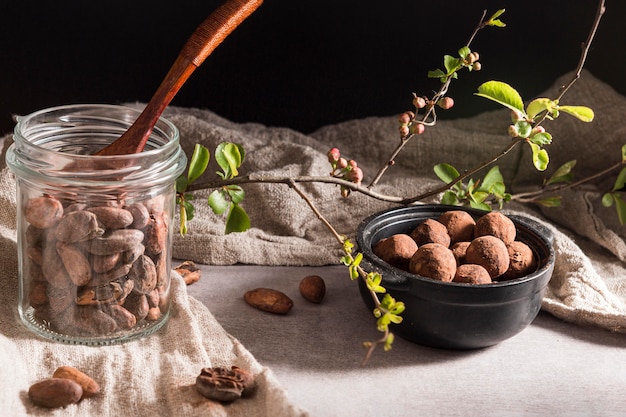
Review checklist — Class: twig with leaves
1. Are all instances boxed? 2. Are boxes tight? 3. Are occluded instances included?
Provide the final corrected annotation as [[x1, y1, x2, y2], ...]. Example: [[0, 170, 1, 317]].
[[175, 1, 616, 364]]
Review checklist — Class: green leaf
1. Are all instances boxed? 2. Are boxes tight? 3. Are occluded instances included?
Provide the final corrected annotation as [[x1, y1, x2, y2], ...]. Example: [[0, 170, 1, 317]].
[[175, 176, 188, 193], [536, 197, 562, 207], [558, 105, 594, 122], [621, 145, 626, 162], [486, 9, 506, 27], [469, 200, 491, 211], [179, 204, 188, 235], [366, 272, 386, 293], [434, 163, 460, 184], [546, 160, 576, 185], [475, 81, 525, 113], [427, 69, 445, 79], [383, 333, 395, 351], [187, 144, 210, 184], [515, 120, 532, 138], [602, 193, 614, 207], [208, 190, 229, 215], [614, 194, 626, 225], [458, 46, 471, 59], [215, 142, 244, 179], [470, 190, 489, 204], [612, 167, 626, 191], [443, 55, 462, 74], [225, 185, 245, 204], [529, 131, 552, 146], [489, 182, 507, 198], [529, 142, 549, 171], [526, 98, 552, 120], [441, 191, 459, 206], [225, 203, 251, 234], [183, 199, 195, 221]]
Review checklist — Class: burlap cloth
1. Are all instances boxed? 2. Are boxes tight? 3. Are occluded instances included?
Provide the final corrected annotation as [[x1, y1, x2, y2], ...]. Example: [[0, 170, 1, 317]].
[[1, 70, 625, 414]]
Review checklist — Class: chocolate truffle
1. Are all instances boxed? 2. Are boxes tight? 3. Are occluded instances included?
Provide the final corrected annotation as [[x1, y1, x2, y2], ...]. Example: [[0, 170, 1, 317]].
[[453, 264, 492, 284], [373, 234, 418, 271], [465, 235, 509, 278], [474, 212, 516, 245], [409, 243, 457, 282], [438, 210, 476, 244], [410, 219, 451, 247], [450, 241, 470, 266], [500, 241, 537, 280]]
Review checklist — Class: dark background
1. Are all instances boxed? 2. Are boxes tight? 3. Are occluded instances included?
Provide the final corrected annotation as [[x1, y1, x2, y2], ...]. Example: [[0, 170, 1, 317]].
[[0, 0, 622, 136]]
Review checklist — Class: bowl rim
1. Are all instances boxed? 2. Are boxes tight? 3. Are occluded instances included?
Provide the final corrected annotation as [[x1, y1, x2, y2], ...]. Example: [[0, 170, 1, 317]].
[[356, 204, 556, 290]]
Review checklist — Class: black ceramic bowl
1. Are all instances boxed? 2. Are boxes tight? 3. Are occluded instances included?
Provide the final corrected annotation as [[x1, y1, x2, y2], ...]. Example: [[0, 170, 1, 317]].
[[356, 204, 555, 349]]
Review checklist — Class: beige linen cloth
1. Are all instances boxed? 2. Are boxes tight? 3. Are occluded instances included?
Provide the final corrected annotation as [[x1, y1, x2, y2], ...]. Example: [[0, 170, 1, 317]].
[[0, 135, 308, 412], [1, 70, 625, 414]]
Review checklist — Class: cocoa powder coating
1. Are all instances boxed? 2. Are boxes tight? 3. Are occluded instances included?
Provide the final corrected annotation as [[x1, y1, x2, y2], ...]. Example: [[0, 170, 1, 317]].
[[373, 233, 418, 271], [465, 235, 510, 278], [453, 264, 492, 284], [501, 241, 537, 280], [409, 243, 457, 282], [410, 219, 451, 247], [474, 211, 516, 245], [438, 210, 476, 243]]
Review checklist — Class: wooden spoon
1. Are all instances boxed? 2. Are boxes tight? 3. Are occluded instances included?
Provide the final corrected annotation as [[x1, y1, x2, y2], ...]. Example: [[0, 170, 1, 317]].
[[95, 0, 263, 156]]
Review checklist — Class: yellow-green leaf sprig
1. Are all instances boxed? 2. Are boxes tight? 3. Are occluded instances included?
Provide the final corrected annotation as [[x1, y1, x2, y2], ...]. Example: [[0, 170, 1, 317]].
[[475, 80, 594, 171]]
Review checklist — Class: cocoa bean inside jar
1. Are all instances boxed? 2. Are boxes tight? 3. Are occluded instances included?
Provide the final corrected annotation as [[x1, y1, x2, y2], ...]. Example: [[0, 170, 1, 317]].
[[6, 104, 187, 344]]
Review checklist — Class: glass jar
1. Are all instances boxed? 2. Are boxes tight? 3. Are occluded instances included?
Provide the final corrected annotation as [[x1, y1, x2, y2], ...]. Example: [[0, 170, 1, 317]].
[[6, 104, 187, 345]]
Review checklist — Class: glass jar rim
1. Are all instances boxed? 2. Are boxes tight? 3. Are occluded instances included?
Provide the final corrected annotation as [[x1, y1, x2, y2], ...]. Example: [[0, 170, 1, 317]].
[[12, 103, 181, 162]]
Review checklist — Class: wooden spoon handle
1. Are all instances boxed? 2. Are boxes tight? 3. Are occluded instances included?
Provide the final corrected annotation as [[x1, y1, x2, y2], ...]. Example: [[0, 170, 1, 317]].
[[96, 0, 263, 156]]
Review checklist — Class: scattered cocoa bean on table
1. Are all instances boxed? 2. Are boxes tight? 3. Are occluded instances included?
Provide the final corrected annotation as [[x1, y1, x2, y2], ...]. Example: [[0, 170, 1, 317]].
[[244, 288, 294, 314]]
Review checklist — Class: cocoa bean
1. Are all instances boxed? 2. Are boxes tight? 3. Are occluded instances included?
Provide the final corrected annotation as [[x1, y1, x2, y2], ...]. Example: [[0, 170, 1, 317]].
[[174, 260, 200, 285], [26, 246, 43, 265], [116, 279, 135, 305], [123, 292, 149, 321], [143, 213, 167, 256], [25, 196, 64, 229], [126, 203, 150, 229], [47, 286, 74, 313], [42, 244, 71, 289], [73, 306, 118, 335], [52, 366, 100, 399], [56, 242, 92, 286], [87, 206, 134, 229], [29, 281, 48, 306], [106, 304, 137, 330], [54, 210, 103, 243], [25, 225, 44, 247], [122, 243, 145, 265], [90, 263, 131, 286], [91, 252, 122, 273], [86, 229, 144, 256], [157, 285, 169, 309], [128, 255, 157, 293], [28, 261, 44, 282], [244, 288, 294, 314], [28, 378, 83, 408], [155, 253, 169, 287], [146, 288, 160, 308], [146, 306, 161, 321]]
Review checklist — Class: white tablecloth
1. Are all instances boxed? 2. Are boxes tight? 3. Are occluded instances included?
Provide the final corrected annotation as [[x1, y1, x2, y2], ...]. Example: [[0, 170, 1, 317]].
[[187, 263, 626, 417]]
